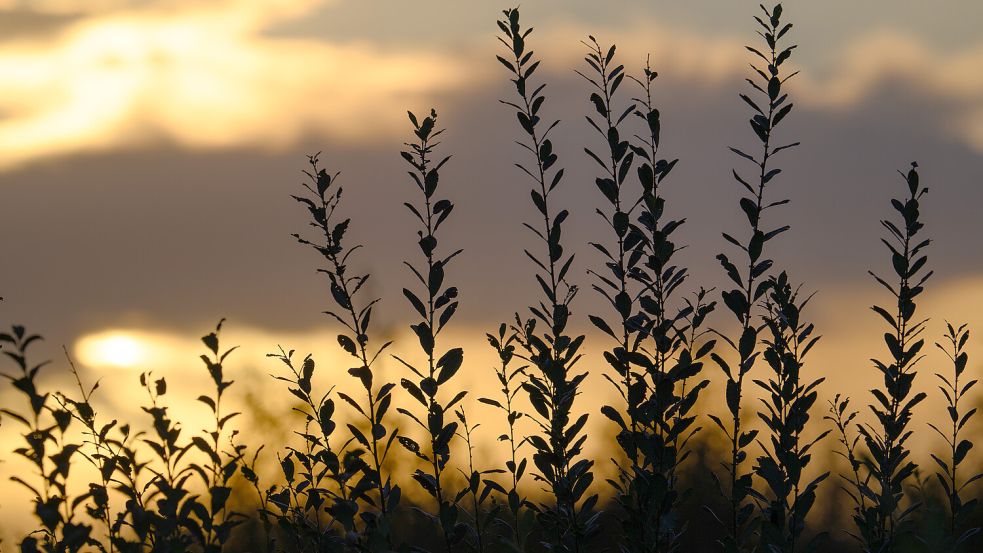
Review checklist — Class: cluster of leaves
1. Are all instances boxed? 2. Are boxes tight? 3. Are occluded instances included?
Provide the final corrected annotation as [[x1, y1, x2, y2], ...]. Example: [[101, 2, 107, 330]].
[[931, 323, 982, 550], [191, 321, 248, 552], [1, 327, 93, 552], [291, 155, 401, 549], [709, 4, 799, 550], [5, 4, 983, 553], [482, 325, 536, 549], [260, 347, 365, 552], [846, 163, 931, 552], [393, 109, 472, 550], [497, 8, 600, 551], [751, 272, 829, 553], [1, 323, 247, 553], [577, 36, 719, 551], [628, 57, 719, 553]]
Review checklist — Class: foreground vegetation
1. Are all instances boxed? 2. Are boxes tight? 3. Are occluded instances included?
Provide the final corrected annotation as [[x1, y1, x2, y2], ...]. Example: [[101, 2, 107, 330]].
[[2, 4, 980, 553]]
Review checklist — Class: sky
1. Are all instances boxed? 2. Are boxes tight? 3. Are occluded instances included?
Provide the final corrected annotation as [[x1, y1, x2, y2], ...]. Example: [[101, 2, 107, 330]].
[[0, 0, 982, 537]]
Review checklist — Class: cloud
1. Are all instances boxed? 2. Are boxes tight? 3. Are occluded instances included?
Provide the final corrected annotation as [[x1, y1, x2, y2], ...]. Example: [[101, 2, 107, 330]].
[[534, 22, 983, 152], [0, 0, 466, 169], [0, 2, 981, 171], [0, 0, 321, 17]]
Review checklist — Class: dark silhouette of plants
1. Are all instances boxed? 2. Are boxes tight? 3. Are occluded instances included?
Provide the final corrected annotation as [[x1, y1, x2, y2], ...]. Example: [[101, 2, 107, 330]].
[[55, 351, 119, 553], [393, 108, 470, 550], [239, 445, 275, 552], [825, 394, 868, 543], [709, 4, 798, 550], [851, 162, 930, 552], [189, 320, 247, 552], [291, 154, 401, 549], [263, 348, 364, 552], [481, 324, 536, 549], [585, 49, 717, 550], [751, 272, 829, 552], [930, 323, 981, 550], [105, 401, 156, 551], [578, 35, 643, 469], [453, 409, 499, 553], [4, 3, 983, 553], [1, 326, 94, 552], [496, 7, 599, 550], [56, 349, 156, 553], [628, 58, 718, 553], [577, 40, 655, 547], [137, 370, 203, 551]]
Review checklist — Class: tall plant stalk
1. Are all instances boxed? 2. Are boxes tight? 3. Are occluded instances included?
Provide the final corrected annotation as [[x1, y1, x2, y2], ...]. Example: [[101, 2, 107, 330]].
[[931, 323, 982, 551], [496, 7, 599, 550], [752, 273, 829, 552], [482, 325, 535, 549], [632, 58, 718, 553], [852, 162, 930, 552], [579, 36, 643, 464], [710, 4, 798, 551], [190, 320, 246, 553], [393, 109, 469, 550], [292, 155, 400, 548]]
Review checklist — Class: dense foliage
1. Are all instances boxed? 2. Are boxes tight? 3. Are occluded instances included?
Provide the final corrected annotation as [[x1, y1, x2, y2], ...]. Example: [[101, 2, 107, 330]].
[[1, 4, 979, 553]]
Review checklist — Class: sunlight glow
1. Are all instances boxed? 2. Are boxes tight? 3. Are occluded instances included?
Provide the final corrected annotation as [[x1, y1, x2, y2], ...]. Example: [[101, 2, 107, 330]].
[[76, 331, 148, 369]]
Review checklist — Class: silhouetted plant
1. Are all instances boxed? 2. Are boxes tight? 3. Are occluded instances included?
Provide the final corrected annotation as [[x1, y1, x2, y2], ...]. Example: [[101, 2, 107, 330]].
[[393, 108, 470, 550], [826, 394, 868, 541], [1, 326, 94, 552], [453, 409, 500, 553], [710, 4, 798, 550], [577, 38, 653, 538], [264, 348, 363, 552], [56, 349, 154, 553], [292, 154, 401, 548], [497, 7, 599, 550], [6, 3, 983, 553], [481, 324, 536, 549], [106, 410, 155, 551], [852, 162, 930, 552], [930, 322, 981, 550], [54, 351, 116, 552], [137, 370, 204, 551], [189, 320, 247, 552], [578, 36, 643, 466], [751, 272, 829, 552], [592, 52, 716, 551], [632, 60, 718, 553], [239, 445, 275, 552]]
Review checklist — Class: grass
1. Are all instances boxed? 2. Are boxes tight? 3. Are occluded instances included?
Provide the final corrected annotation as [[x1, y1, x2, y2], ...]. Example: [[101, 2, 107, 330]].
[[0, 3, 980, 553]]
